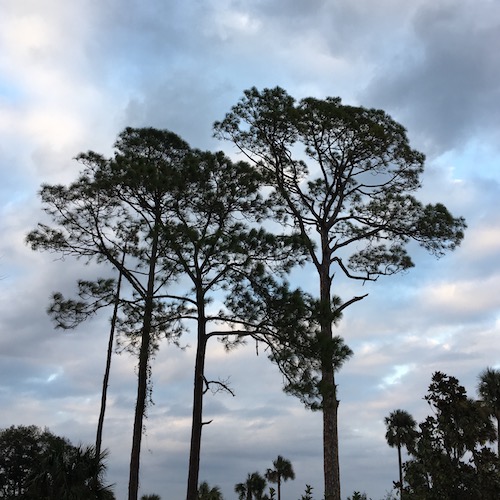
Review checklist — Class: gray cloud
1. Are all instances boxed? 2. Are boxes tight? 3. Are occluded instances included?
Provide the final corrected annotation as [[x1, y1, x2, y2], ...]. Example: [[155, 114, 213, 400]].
[[362, 0, 500, 155]]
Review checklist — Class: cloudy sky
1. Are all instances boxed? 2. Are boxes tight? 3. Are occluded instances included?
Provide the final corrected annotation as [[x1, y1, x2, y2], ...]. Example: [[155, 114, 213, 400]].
[[1, 0, 500, 498]]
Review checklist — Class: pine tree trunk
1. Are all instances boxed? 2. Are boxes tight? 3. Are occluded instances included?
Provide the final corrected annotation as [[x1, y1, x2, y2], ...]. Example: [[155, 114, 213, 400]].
[[128, 304, 152, 500], [319, 255, 340, 500], [128, 228, 159, 500], [96, 252, 125, 460], [186, 294, 207, 500], [322, 370, 340, 500]]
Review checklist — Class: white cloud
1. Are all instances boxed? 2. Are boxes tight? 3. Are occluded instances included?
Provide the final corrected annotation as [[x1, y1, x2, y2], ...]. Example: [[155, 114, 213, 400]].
[[419, 275, 500, 321]]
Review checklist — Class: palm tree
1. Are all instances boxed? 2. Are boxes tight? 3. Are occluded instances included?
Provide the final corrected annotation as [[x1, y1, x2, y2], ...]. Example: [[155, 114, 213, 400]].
[[478, 367, 500, 457], [265, 455, 295, 500], [384, 409, 417, 499], [198, 481, 223, 500], [235, 472, 267, 500], [28, 443, 115, 499]]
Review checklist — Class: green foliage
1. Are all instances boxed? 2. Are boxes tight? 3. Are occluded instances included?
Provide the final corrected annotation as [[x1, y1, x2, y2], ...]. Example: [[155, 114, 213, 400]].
[[27, 127, 196, 500], [215, 86, 466, 283], [478, 367, 500, 418], [385, 409, 418, 451], [197, 481, 224, 499], [216, 86, 466, 500], [140, 495, 161, 500], [347, 493, 369, 500], [48, 278, 117, 329], [384, 409, 418, 497], [299, 484, 314, 500], [235, 472, 267, 500], [226, 280, 353, 410], [0, 425, 114, 499], [28, 126, 310, 500], [403, 372, 500, 499], [477, 366, 500, 456], [265, 455, 295, 500]]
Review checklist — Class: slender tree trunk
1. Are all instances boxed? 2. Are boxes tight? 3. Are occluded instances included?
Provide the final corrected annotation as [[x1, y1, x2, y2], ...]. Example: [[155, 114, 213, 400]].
[[277, 478, 281, 500], [319, 253, 340, 500], [95, 251, 125, 460], [186, 292, 207, 500], [322, 370, 340, 500], [397, 444, 403, 499], [128, 228, 159, 500], [128, 294, 154, 500]]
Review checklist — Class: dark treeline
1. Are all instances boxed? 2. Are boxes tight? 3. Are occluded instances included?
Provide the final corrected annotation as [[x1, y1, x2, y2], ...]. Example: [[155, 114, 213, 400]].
[[23, 87, 466, 500], [385, 368, 500, 499], [0, 425, 114, 499]]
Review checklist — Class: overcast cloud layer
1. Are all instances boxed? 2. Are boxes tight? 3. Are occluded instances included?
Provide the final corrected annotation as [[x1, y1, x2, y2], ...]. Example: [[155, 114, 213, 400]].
[[1, 1, 500, 499]]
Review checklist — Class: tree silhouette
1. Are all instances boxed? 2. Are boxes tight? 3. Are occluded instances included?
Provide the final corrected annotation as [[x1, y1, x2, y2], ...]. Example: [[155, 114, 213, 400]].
[[48, 257, 126, 487], [164, 150, 303, 500], [478, 367, 500, 458], [300, 485, 314, 500], [265, 455, 295, 500], [0, 425, 114, 499], [404, 372, 500, 498], [27, 128, 188, 500], [235, 472, 267, 500], [384, 409, 417, 499], [215, 86, 466, 500], [28, 443, 114, 499], [197, 481, 223, 499]]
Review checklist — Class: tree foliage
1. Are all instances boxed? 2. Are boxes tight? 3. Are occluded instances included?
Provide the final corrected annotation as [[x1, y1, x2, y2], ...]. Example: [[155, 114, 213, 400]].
[[478, 367, 500, 458], [299, 484, 314, 500], [235, 472, 267, 500], [226, 283, 353, 411], [197, 481, 224, 500], [0, 425, 114, 499], [27, 127, 189, 500], [403, 372, 500, 499], [28, 127, 306, 500], [215, 87, 466, 276], [265, 455, 295, 500], [384, 409, 417, 498], [155, 144, 305, 500], [215, 86, 466, 500], [346, 493, 369, 500]]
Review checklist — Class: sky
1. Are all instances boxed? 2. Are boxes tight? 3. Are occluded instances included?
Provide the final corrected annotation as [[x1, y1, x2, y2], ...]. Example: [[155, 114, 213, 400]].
[[1, 0, 500, 498]]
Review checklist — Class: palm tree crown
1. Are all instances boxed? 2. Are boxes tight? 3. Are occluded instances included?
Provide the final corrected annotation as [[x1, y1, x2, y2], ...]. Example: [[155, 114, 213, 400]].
[[198, 481, 223, 500], [265, 455, 295, 500], [385, 409, 417, 500], [235, 472, 267, 500], [478, 366, 500, 457], [385, 409, 417, 450]]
